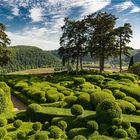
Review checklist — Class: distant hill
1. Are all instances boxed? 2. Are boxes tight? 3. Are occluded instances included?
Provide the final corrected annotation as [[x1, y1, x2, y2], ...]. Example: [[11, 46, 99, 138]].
[[1, 45, 60, 73]]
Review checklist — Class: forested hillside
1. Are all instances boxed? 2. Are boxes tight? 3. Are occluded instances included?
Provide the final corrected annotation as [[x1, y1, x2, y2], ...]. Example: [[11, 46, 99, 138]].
[[0, 45, 60, 73]]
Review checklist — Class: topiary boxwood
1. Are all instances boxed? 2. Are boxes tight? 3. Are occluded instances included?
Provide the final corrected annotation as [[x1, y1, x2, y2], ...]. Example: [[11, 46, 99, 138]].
[[34, 131, 49, 140], [71, 104, 84, 116], [126, 126, 137, 139], [72, 135, 87, 140], [0, 118, 7, 127], [112, 118, 122, 126], [113, 90, 126, 99], [42, 121, 50, 130], [86, 120, 98, 132], [27, 103, 42, 114], [13, 120, 22, 129], [114, 129, 128, 138], [0, 127, 7, 139], [57, 120, 67, 131], [32, 122, 42, 131], [73, 77, 86, 85], [96, 99, 122, 124], [121, 121, 131, 129], [17, 131, 26, 139]]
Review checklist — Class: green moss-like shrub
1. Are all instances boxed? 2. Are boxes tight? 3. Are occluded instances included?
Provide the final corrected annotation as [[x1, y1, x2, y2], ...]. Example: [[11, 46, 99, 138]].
[[62, 89, 74, 96], [121, 86, 140, 101], [0, 118, 7, 127], [72, 135, 87, 140], [84, 75, 105, 83], [112, 118, 122, 126], [123, 96, 137, 103], [116, 100, 136, 114], [57, 120, 67, 131], [71, 104, 84, 116], [32, 122, 42, 131], [77, 93, 90, 109], [14, 81, 28, 90], [86, 120, 98, 131], [0, 89, 7, 114], [13, 120, 22, 129], [126, 126, 137, 139], [102, 89, 112, 94], [68, 128, 89, 139], [17, 131, 26, 139], [132, 102, 140, 110], [96, 99, 122, 124], [113, 90, 126, 99], [121, 121, 131, 129], [42, 121, 50, 130], [49, 125, 63, 139], [0, 127, 7, 139], [46, 90, 59, 103], [88, 135, 113, 140], [34, 131, 49, 140], [73, 77, 86, 85], [114, 129, 128, 138], [91, 91, 115, 107], [129, 63, 140, 77], [64, 96, 77, 106], [27, 103, 42, 114], [104, 83, 122, 91]]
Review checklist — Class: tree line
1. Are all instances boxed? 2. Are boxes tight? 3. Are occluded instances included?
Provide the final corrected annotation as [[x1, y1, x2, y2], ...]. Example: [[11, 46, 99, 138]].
[[58, 12, 133, 73]]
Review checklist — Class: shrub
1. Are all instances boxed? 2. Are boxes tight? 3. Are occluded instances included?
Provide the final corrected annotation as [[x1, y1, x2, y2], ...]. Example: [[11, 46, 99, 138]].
[[68, 128, 89, 139], [71, 104, 84, 116], [84, 75, 105, 83], [77, 93, 90, 109], [58, 93, 64, 101], [13, 120, 22, 128], [91, 91, 115, 107], [126, 126, 137, 139], [129, 63, 140, 77], [57, 120, 67, 131], [0, 127, 7, 139], [121, 121, 131, 129], [73, 77, 86, 85], [96, 99, 122, 124], [114, 129, 128, 138], [112, 118, 122, 126], [116, 100, 136, 114], [27, 103, 42, 114], [121, 86, 140, 101], [102, 89, 112, 94], [14, 81, 28, 90], [132, 102, 140, 110], [64, 96, 77, 106], [113, 90, 126, 99], [32, 122, 42, 131], [62, 89, 74, 96], [34, 131, 49, 140], [88, 135, 113, 140], [0, 89, 6, 114], [46, 90, 59, 103], [72, 135, 87, 140], [123, 96, 137, 103], [49, 125, 63, 139], [104, 83, 122, 91], [17, 131, 26, 139], [86, 120, 98, 131], [0, 118, 7, 127], [42, 121, 50, 130]]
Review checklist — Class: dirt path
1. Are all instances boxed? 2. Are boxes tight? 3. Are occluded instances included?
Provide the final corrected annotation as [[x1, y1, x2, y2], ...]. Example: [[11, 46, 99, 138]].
[[11, 95, 27, 111]]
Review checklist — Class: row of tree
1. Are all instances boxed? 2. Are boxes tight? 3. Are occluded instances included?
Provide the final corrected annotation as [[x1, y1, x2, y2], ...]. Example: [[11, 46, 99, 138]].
[[58, 12, 133, 73]]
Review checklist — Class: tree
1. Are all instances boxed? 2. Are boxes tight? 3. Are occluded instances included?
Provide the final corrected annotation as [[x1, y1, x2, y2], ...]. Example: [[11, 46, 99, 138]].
[[128, 56, 134, 70], [85, 12, 117, 73], [0, 23, 11, 66], [115, 23, 133, 72]]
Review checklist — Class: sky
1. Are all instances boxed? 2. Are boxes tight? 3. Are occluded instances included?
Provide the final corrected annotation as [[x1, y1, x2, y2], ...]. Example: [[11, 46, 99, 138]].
[[0, 0, 140, 50]]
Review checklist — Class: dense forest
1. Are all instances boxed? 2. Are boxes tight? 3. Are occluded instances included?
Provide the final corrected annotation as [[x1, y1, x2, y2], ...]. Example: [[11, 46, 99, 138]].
[[0, 45, 60, 73]]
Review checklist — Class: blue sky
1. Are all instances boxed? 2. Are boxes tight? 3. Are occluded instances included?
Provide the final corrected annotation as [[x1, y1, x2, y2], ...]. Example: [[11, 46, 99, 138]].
[[0, 0, 140, 50]]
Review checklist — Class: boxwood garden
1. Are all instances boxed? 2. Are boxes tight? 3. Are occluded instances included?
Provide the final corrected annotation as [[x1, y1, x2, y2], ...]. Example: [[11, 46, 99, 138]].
[[0, 70, 140, 139]]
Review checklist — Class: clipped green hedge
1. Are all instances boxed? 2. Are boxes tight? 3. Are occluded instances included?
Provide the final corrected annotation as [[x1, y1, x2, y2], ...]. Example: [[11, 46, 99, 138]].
[[71, 104, 84, 116]]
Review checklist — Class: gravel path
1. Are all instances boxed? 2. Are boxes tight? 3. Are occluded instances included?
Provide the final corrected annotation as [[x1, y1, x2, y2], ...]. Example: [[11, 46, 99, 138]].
[[11, 95, 27, 111]]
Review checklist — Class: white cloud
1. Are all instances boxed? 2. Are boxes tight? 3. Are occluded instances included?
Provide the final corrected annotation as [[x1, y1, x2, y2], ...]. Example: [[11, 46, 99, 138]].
[[6, 31, 59, 50], [29, 7, 44, 22], [130, 6, 140, 13], [12, 6, 19, 16]]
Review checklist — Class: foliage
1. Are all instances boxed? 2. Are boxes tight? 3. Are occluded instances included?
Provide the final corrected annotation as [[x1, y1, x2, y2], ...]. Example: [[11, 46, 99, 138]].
[[0, 89, 7, 114], [13, 120, 22, 128], [57, 120, 67, 131], [0, 127, 7, 139], [42, 121, 50, 130], [71, 104, 84, 116], [72, 135, 87, 140], [96, 99, 122, 123], [114, 129, 128, 138], [17, 131, 26, 139], [27, 103, 42, 114], [113, 90, 126, 99], [129, 63, 140, 76], [73, 77, 86, 85], [121, 121, 131, 129], [32, 122, 42, 131], [0, 118, 7, 127], [112, 118, 122, 126], [126, 126, 137, 139], [34, 131, 49, 140], [86, 120, 98, 131]]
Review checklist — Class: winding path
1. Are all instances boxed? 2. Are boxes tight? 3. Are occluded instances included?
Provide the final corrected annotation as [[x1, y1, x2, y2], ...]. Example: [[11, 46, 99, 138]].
[[11, 95, 27, 111]]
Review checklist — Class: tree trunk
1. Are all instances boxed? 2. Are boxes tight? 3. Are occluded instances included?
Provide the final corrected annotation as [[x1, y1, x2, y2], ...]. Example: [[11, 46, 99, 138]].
[[76, 56, 79, 75], [119, 36, 122, 73], [67, 58, 70, 74], [80, 55, 83, 71], [99, 47, 105, 73]]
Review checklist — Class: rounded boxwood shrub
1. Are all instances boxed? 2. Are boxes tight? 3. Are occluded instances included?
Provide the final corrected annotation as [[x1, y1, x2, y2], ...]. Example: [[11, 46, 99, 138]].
[[72, 135, 87, 140], [132, 102, 140, 110], [0, 89, 7, 114], [84, 75, 105, 83], [42, 121, 50, 130], [116, 99, 136, 114], [32, 122, 42, 131], [96, 99, 122, 124], [121, 121, 131, 129], [0, 118, 7, 127], [34, 131, 49, 140], [126, 126, 137, 139], [49, 125, 63, 139], [114, 129, 128, 138], [123, 96, 137, 103], [112, 118, 122, 126], [13, 120, 22, 129], [46, 91, 59, 103], [71, 104, 84, 116], [102, 89, 112, 94], [64, 96, 77, 106], [57, 120, 67, 131], [91, 91, 115, 107], [88, 135, 113, 140], [73, 77, 86, 85], [86, 120, 98, 131], [113, 90, 126, 99], [17, 131, 26, 139], [27, 103, 42, 114], [0, 127, 7, 139]]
